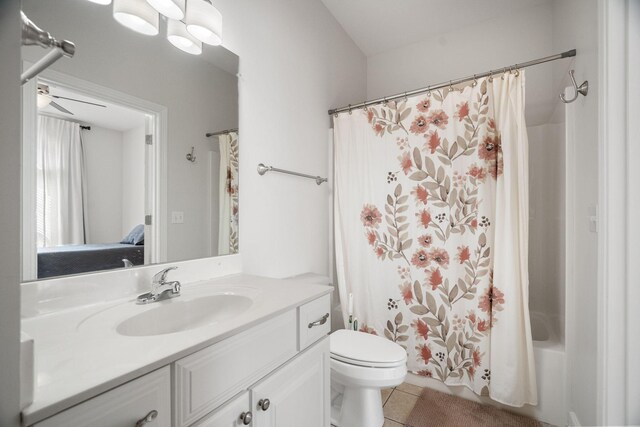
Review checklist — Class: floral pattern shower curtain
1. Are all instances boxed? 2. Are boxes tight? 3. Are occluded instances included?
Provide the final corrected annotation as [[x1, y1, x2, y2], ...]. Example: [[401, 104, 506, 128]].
[[218, 131, 239, 255], [334, 73, 537, 406]]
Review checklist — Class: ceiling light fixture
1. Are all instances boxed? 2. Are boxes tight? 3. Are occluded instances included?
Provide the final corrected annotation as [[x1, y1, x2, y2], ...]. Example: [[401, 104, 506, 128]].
[[104, 0, 222, 55], [37, 94, 52, 109], [146, 0, 185, 21], [167, 19, 202, 55], [185, 0, 222, 46], [113, 0, 159, 36]]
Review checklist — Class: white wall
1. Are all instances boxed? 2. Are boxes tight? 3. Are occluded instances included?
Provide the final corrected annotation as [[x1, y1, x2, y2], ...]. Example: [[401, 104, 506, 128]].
[[0, 1, 22, 425], [21, 0, 238, 263], [214, 0, 367, 277], [82, 126, 124, 243], [551, 1, 600, 425], [121, 125, 146, 237], [527, 123, 565, 328], [366, 1, 555, 126]]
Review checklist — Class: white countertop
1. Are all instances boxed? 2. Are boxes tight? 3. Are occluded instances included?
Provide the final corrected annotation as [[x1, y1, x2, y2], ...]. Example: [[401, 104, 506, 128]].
[[21, 273, 332, 426]]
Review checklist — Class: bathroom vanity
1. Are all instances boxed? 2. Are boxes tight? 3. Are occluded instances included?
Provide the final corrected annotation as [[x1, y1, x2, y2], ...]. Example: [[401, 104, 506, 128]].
[[21, 273, 332, 427]]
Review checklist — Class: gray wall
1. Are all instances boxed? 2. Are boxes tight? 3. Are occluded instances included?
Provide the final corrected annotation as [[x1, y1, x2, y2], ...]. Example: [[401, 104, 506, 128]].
[[0, 0, 22, 425]]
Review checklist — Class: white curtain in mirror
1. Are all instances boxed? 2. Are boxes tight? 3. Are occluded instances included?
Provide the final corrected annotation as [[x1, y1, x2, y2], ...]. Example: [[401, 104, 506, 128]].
[[218, 131, 238, 255], [36, 116, 88, 247]]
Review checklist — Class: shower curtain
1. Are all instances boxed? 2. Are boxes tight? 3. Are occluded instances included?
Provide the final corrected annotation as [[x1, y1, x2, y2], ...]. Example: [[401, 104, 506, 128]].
[[334, 72, 537, 406], [218, 131, 239, 255], [36, 115, 88, 247]]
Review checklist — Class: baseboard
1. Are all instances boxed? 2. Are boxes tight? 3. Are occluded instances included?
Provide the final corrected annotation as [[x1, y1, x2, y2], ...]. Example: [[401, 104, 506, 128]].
[[568, 411, 581, 426]]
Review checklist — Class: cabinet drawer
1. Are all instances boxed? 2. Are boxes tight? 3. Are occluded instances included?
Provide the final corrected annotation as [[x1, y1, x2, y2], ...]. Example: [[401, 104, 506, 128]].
[[33, 366, 170, 427], [298, 294, 331, 351], [192, 392, 250, 427], [174, 310, 297, 426]]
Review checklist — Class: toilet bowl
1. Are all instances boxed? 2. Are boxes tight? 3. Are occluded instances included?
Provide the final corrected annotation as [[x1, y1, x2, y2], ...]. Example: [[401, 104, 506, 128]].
[[330, 330, 407, 427]]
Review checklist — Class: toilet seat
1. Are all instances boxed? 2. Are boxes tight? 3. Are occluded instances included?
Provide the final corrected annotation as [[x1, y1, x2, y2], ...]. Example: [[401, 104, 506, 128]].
[[330, 330, 407, 368]]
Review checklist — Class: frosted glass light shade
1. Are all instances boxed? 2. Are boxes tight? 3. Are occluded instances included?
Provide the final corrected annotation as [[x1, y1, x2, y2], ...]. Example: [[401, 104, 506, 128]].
[[186, 0, 222, 46], [147, 0, 185, 20], [37, 94, 52, 109], [86, 0, 112, 5], [167, 20, 202, 55], [113, 0, 159, 36]]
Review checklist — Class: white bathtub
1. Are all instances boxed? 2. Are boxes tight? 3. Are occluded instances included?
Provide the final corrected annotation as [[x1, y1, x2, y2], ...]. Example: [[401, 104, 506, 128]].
[[405, 310, 565, 426]]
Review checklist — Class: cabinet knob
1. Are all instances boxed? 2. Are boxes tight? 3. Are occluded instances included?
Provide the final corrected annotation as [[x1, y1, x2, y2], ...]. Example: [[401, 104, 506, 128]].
[[258, 398, 271, 411], [135, 410, 158, 427], [239, 411, 253, 425]]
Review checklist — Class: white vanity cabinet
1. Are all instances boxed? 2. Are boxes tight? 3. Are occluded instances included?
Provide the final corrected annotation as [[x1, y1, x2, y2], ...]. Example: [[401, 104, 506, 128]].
[[193, 337, 329, 427], [33, 366, 171, 427], [251, 336, 329, 427], [191, 392, 251, 427], [28, 293, 331, 427]]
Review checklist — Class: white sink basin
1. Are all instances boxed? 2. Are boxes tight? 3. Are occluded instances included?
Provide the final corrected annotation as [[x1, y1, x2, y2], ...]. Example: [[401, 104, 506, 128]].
[[116, 294, 253, 337]]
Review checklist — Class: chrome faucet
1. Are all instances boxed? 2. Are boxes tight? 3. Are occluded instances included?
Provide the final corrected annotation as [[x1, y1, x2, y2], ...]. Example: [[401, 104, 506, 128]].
[[136, 266, 181, 304]]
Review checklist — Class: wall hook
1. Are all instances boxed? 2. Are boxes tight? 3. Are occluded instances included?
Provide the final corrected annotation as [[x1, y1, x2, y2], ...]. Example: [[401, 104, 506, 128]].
[[560, 69, 588, 103], [186, 146, 196, 163]]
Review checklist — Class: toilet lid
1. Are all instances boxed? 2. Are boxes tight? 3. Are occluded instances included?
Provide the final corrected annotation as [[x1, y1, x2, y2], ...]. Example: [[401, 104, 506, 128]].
[[330, 329, 407, 368]]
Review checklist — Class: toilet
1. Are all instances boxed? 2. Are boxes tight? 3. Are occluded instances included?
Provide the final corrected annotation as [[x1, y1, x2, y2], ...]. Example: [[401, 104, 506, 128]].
[[330, 329, 407, 427]]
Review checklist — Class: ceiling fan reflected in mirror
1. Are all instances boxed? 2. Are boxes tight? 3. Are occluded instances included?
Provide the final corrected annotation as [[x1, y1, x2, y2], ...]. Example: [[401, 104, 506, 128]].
[[37, 83, 107, 115]]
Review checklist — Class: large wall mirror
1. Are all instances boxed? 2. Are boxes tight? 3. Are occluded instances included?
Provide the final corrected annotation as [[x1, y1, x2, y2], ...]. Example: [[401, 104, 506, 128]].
[[21, 0, 239, 281]]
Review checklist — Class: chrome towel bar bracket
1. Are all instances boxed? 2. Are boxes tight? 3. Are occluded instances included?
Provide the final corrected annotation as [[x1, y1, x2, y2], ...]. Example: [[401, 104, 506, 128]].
[[257, 163, 328, 186]]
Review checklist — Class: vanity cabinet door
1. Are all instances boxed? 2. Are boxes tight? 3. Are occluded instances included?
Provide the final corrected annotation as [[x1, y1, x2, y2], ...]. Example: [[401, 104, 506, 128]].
[[251, 336, 330, 427], [33, 366, 170, 427], [191, 391, 251, 427], [174, 310, 297, 427]]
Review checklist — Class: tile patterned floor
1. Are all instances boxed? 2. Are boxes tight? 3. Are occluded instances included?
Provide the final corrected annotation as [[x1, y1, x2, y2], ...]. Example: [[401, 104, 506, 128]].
[[381, 382, 557, 427]]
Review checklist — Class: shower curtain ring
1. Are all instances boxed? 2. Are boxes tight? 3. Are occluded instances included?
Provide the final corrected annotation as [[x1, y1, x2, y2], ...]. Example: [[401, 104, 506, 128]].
[[348, 104, 352, 115], [514, 64, 520, 76], [449, 80, 454, 91], [501, 67, 507, 80], [404, 92, 408, 102], [472, 74, 478, 87], [488, 70, 493, 82], [426, 86, 431, 97]]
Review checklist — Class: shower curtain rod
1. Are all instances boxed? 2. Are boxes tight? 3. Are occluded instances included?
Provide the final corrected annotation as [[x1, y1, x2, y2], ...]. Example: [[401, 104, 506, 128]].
[[206, 128, 238, 138], [328, 49, 576, 116]]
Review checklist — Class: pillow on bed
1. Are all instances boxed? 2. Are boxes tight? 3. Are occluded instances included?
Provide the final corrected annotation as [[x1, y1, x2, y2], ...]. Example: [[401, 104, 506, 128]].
[[121, 224, 145, 245]]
